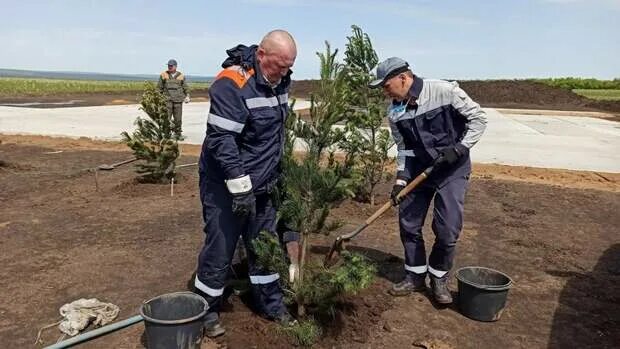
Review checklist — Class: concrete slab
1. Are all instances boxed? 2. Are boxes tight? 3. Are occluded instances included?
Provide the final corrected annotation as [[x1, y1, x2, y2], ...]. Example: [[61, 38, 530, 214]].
[[0, 101, 312, 145], [495, 108, 617, 119], [0, 103, 618, 173], [468, 109, 620, 173]]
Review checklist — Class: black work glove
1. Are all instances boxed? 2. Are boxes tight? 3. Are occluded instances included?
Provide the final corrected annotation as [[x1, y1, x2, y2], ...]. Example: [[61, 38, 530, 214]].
[[226, 175, 256, 218], [434, 144, 469, 168], [231, 191, 256, 218], [390, 180, 408, 206]]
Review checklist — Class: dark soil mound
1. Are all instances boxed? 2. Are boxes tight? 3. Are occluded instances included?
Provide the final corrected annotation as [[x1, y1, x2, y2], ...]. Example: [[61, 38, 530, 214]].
[[290, 79, 620, 114]]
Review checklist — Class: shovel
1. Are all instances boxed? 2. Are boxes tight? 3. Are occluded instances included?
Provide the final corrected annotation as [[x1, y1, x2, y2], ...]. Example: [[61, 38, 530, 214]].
[[324, 165, 434, 267], [97, 157, 137, 171]]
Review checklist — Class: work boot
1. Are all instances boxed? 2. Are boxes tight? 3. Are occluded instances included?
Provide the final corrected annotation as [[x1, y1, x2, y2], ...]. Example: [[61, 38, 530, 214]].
[[274, 311, 298, 327], [204, 312, 226, 338], [389, 274, 426, 296], [430, 275, 453, 304]]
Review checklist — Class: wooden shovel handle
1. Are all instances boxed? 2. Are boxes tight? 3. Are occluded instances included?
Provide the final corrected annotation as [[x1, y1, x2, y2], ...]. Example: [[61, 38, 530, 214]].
[[111, 157, 138, 167], [340, 165, 434, 242], [364, 165, 433, 225], [325, 166, 434, 266]]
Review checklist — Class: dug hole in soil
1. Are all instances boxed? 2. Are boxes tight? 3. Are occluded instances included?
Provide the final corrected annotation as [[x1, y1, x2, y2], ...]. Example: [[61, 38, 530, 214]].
[[0, 139, 619, 348]]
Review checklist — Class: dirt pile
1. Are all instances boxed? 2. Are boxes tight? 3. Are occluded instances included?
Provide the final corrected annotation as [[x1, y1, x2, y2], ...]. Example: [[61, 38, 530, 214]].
[[290, 79, 620, 114]]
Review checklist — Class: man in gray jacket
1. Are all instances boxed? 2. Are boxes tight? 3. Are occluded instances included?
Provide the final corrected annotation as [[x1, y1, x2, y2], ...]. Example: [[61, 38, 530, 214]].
[[369, 57, 487, 304]]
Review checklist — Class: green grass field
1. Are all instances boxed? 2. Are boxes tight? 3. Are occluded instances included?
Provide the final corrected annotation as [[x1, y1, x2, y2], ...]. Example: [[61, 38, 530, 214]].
[[572, 89, 620, 101], [535, 77, 620, 90], [0, 77, 209, 97]]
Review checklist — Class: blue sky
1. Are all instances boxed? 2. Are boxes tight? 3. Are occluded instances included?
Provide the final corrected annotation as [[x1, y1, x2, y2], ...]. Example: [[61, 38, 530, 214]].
[[2, 0, 619, 79]]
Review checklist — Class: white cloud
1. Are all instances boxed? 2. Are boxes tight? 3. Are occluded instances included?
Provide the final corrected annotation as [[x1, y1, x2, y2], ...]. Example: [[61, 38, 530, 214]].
[[541, 0, 620, 8], [340, 0, 480, 26], [241, 0, 307, 5], [242, 0, 479, 26], [0, 28, 248, 76], [1, 26, 332, 79], [543, 0, 583, 3]]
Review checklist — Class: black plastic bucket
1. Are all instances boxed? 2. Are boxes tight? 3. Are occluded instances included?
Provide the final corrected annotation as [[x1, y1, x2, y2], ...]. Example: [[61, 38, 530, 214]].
[[139, 291, 208, 349], [455, 266, 512, 322]]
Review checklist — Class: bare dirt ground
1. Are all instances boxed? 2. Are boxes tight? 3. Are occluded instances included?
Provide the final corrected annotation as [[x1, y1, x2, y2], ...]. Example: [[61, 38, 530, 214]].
[[0, 89, 210, 108], [2, 80, 619, 117], [3, 134, 619, 192], [0, 136, 618, 348]]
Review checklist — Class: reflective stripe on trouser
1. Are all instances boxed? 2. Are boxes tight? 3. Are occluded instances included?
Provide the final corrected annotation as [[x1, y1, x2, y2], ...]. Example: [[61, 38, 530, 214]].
[[166, 101, 183, 129], [399, 175, 468, 278], [195, 173, 285, 317]]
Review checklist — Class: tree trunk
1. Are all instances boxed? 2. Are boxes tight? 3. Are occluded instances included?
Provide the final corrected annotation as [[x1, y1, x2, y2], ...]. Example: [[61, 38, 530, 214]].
[[297, 233, 309, 317], [369, 181, 377, 206]]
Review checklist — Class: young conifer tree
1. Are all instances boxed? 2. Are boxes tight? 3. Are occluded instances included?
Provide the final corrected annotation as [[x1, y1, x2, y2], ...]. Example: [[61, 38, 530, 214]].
[[254, 42, 375, 323], [121, 82, 181, 183], [342, 25, 395, 205]]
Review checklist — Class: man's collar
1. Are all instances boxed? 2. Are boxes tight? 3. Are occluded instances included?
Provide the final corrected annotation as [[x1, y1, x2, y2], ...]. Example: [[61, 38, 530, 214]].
[[254, 62, 269, 86], [391, 76, 423, 106], [254, 61, 292, 89], [408, 76, 423, 99]]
